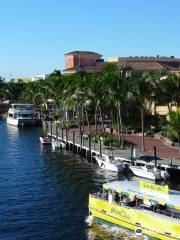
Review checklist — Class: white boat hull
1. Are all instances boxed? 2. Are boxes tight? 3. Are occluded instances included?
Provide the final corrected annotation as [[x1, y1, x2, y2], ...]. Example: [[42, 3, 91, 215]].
[[130, 166, 162, 180], [95, 157, 126, 172], [52, 140, 66, 150], [39, 136, 53, 145], [7, 117, 35, 127]]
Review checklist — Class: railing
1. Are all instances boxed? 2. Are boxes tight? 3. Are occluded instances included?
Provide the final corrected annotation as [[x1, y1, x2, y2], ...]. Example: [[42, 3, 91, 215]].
[[90, 193, 180, 220]]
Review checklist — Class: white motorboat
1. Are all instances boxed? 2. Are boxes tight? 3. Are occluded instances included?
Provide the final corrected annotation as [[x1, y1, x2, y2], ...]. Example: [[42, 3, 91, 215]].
[[52, 139, 66, 150], [7, 103, 35, 127], [39, 136, 53, 145], [95, 154, 128, 172], [130, 160, 169, 181]]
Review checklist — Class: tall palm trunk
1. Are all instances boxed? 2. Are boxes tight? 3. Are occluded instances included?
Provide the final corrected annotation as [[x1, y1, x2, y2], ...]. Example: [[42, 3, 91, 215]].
[[141, 105, 145, 152], [117, 101, 124, 149], [85, 110, 91, 134], [95, 105, 98, 133], [167, 103, 171, 114], [110, 110, 113, 128], [99, 107, 104, 132], [81, 106, 85, 132], [77, 108, 82, 133]]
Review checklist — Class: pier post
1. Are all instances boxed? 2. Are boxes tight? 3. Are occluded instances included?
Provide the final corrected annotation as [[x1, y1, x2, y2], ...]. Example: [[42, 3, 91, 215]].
[[56, 125, 58, 138], [50, 119, 52, 137], [66, 128, 68, 144], [62, 128, 64, 141], [73, 131, 75, 152], [99, 137, 102, 157], [66, 128, 68, 149], [153, 146, 157, 167], [89, 133, 91, 160], [80, 131, 83, 154], [82, 134, 84, 147], [45, 121, 48, 135], [130, 144, 133, 165]]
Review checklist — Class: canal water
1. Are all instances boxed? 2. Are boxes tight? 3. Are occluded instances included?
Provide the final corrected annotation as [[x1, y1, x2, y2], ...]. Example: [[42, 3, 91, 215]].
[[0, 119, 119, 240], [0, 119, 179, 240]]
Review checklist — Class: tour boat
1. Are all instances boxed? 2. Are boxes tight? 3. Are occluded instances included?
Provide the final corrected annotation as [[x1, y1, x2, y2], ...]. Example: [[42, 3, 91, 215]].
[[52, 139, 66, 150], [89, 180, 180, 240], [130, 160, 169, 181], [95, 154, 129, 172], [39, 136, 53, 145], [7, 104, 36, 127]]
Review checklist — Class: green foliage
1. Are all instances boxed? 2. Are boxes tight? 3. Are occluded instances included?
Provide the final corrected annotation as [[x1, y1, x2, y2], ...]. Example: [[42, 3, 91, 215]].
[[103, 133, 120, 147], [2, 65, 179, 150], [91, 132, 120, 146], [168, 111, 180, 142], [63, 121, 78, 129], [53, 114, 60, 121], [91, 133, 101, 143]]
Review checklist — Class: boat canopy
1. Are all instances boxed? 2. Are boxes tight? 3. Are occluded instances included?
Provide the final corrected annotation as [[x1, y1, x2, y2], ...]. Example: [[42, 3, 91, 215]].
[[103, 180, 180, 210]]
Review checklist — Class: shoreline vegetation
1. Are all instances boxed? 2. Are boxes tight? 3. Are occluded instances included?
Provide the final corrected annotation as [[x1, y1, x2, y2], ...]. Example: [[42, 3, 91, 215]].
[[0, 64, 180, 151]]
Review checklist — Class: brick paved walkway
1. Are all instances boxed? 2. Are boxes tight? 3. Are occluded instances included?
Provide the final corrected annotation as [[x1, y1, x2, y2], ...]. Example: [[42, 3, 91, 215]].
[[68, 125, 180, 160], [123, 134, 180, 160], [47, 122, 180, 161]]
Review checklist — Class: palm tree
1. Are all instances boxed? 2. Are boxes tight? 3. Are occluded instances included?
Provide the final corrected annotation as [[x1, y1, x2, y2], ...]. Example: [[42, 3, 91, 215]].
[[104, 63, 128, 148], [167, 111, 180, 149], [5, 81, 26, 102], [167, 73, 180, 110], [154, 74, 175, 113], [131, 73, 154, 151]]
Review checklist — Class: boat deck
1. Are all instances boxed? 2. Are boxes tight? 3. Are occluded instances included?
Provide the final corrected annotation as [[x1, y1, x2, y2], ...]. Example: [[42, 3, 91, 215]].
[[90, 193, 180, 223], [104, 181, 180, 208]]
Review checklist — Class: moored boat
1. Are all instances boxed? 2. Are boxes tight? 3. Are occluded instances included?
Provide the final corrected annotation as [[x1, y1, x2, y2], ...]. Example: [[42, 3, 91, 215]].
[[39, 136, 53, 145], [89, 180, 180, 240], [130, 160, 169, 180], [52, 139, 66, 150], [7, 104, 36, 127], [95, 154, 128, 172]]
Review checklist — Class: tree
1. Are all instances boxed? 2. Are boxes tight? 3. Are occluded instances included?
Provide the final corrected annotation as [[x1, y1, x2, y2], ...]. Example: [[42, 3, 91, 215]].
[[155, 73, 180, 113], [4, 81, 26, 102], [104, 63, 128, 148], [167, 73, 180, 110], [131, 73, 154, 151], [167, 111, 180, 149]]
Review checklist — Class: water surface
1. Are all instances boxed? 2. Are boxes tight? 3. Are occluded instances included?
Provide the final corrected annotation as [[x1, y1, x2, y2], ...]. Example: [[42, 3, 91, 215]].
[[0, 120, 179, 240]]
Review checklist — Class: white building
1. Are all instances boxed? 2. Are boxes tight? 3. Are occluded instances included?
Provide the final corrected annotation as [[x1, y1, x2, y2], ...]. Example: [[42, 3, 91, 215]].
[[32, 74, 49, 82]]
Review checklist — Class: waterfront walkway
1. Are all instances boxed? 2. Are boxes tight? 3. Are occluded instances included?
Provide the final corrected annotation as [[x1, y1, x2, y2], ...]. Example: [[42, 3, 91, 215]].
[[123, 134, 180, 160], [46, 123, 180, 165]]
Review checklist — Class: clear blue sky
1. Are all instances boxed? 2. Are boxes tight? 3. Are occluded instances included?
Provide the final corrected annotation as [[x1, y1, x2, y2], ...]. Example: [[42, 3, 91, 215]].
[[1, 0, 180, 80]]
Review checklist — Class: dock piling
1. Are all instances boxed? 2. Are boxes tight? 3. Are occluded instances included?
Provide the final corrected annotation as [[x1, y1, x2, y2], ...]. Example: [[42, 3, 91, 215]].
[[99, 138, 102, 157], [73, 131, 75, 152], [153, 146, 157, 167], [89, 133, 91, 160], [62, 128, 64, 141]]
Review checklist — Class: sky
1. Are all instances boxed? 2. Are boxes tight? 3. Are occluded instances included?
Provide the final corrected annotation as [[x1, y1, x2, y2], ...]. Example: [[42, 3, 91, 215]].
[[0, 0, 180, 80]]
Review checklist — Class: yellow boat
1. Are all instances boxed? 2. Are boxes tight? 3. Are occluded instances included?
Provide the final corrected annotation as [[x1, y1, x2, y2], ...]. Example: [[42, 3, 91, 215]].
[[89, 180, 180, 239]]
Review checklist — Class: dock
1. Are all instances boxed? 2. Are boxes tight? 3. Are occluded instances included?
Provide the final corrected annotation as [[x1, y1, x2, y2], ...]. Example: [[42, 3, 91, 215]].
[[46, 122, 180, 168]]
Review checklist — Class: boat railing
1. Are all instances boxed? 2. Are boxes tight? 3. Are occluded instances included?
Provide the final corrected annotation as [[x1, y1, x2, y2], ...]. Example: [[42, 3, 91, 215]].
[[90, 193, 180, 220]]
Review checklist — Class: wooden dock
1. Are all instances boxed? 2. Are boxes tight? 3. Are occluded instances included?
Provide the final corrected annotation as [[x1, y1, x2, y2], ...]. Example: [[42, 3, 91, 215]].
[[46, 122, 180, 168]]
